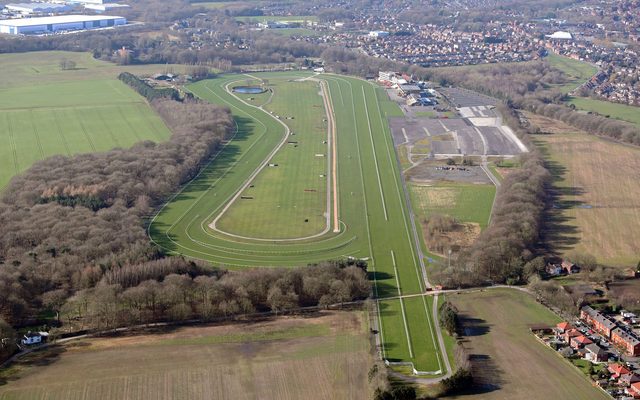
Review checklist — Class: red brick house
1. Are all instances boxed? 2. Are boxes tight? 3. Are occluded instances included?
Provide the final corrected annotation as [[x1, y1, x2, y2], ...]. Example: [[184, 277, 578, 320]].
[[608, 363, 632, 379], [581, 306, 617, 338], [611, 327, 640, 356], [570, 335, 593, 349], [556, 321, 572, 334], [628, 382, 640, 399], [563, 328, 581, 343]]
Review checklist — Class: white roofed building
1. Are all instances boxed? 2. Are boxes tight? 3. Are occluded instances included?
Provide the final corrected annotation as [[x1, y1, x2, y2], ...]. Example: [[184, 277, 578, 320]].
[[0, 14, 126, 35], [547, 31, 573, 40], [5, 3, 73, 15]]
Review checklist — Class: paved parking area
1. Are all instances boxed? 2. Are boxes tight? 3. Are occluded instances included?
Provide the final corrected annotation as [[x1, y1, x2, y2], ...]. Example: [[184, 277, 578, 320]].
[[389, 116, 525, 156]]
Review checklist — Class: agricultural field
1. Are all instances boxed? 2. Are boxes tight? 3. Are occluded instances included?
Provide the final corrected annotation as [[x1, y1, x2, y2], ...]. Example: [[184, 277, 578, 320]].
[[149, 72, 446, 373], [447, 289, 609, 400], [532, 114, 640, 266], [0, 312, 373, 400], [0, 51, 179, 190]]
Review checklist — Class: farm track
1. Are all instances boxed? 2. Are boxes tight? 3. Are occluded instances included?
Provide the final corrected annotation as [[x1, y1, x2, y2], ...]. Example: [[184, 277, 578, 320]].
[[148, 73, 450, 375]]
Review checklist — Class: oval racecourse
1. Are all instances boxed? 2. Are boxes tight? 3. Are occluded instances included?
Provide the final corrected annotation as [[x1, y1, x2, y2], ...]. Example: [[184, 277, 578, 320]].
[[148, 72, 449, 373]]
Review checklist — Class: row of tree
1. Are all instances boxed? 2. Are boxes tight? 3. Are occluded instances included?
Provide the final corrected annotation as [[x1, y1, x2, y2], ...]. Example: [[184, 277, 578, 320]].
[[522, 98, 640, 146], [118, 72, 180, 101], [61, 261, 370, 331]]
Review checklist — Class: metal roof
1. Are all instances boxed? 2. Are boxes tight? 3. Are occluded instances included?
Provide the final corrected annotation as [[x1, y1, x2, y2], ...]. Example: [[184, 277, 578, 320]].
[[0, 14, 124, 27]]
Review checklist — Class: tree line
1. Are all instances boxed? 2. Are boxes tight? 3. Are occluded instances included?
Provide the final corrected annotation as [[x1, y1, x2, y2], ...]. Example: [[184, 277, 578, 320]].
[[61, 259, 369, 331], [118, 72, 180, 101]]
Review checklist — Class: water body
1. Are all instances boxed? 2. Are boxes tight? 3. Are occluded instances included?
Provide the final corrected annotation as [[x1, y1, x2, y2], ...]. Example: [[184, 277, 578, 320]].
[[232, 86, 266, 94]]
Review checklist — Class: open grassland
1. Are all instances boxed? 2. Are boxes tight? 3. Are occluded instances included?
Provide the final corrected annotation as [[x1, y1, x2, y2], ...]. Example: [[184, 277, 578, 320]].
[[149, 72, 443, 373], [215, 79, 329, 239], [448, 289, 608, 400], [568, 96, 640, 127], [409, 182, 495, 228], [546, 53, 598, 94], [0, 51, 177, 189], [546, 53, 640, 128], [535, 128, 640, 266], [0, 312, 373, 400]]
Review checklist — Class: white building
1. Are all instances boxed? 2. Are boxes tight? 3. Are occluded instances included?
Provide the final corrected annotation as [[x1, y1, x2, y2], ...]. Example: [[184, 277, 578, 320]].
[[84, 3, 129, 12], [368, 30, 389, 38], [547, 31, 573, 40], [5, 3, 73, 15], [0, 14, 126, 34]]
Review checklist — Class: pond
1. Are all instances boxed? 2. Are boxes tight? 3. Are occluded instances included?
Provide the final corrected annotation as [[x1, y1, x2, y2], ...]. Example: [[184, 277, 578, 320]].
[[232, 86, 266, 94]]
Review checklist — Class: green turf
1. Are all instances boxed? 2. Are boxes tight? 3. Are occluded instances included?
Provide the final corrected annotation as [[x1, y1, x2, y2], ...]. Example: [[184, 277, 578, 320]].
[[215, 79, 329, 239], [149, 72, 442, 371], [542, 54, 640, 128], [546, 53, 597, 94], [567, 96, 640, 127], [409, 182, 496, 228], [0, 52, 174, 190]]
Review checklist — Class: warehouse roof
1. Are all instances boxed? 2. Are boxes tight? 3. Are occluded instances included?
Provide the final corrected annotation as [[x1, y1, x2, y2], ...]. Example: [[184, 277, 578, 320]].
[[0, 14, 124, 26], [6, 3, 71, 10]]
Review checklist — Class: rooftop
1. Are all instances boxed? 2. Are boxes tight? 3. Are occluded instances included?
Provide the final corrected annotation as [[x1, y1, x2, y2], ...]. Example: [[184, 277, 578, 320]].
[[0, 14, 124, 27]]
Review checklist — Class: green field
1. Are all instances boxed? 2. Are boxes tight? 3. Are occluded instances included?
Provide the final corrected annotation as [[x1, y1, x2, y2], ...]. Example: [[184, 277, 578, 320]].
[[546, 53, 640, 128], [149, 72, 445, 372], [0, 52, 175, 189], [567, 96, 640, 127], [409, 182, 495, 228], [546, 53, 598, 94], [215, 79, 329, 239], [0, 312, 373, 400], [448, 289, 608, 400]]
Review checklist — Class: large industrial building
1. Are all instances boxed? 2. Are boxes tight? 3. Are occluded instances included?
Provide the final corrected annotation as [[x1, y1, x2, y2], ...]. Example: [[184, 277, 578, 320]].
[[0, 14, 126, 34], [4, 2, 73, 15]]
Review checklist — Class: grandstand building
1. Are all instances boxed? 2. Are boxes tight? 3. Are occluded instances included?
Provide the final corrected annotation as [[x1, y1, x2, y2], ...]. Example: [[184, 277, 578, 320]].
[[0, 14, 126, 34]]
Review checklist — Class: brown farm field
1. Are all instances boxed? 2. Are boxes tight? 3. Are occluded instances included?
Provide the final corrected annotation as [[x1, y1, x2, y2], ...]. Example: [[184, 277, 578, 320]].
[[0, 312, 373, 400], [530, 113, 640, 266], [447, 289, 609, 400]]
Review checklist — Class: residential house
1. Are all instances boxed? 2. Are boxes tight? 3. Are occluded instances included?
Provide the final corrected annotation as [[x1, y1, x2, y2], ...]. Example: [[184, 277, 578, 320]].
[[563, 328, 582, 343], [584, 343, 607, 362], [570, 335, 593, 349], [620, 373, 640, 386], [608, 363, 632, 379], [628, 382, 640, 399], [611, 327, 640, 356], [562, 260, 580, 274], [581, 306, 617, 338], [556, 321, 572, 334]]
